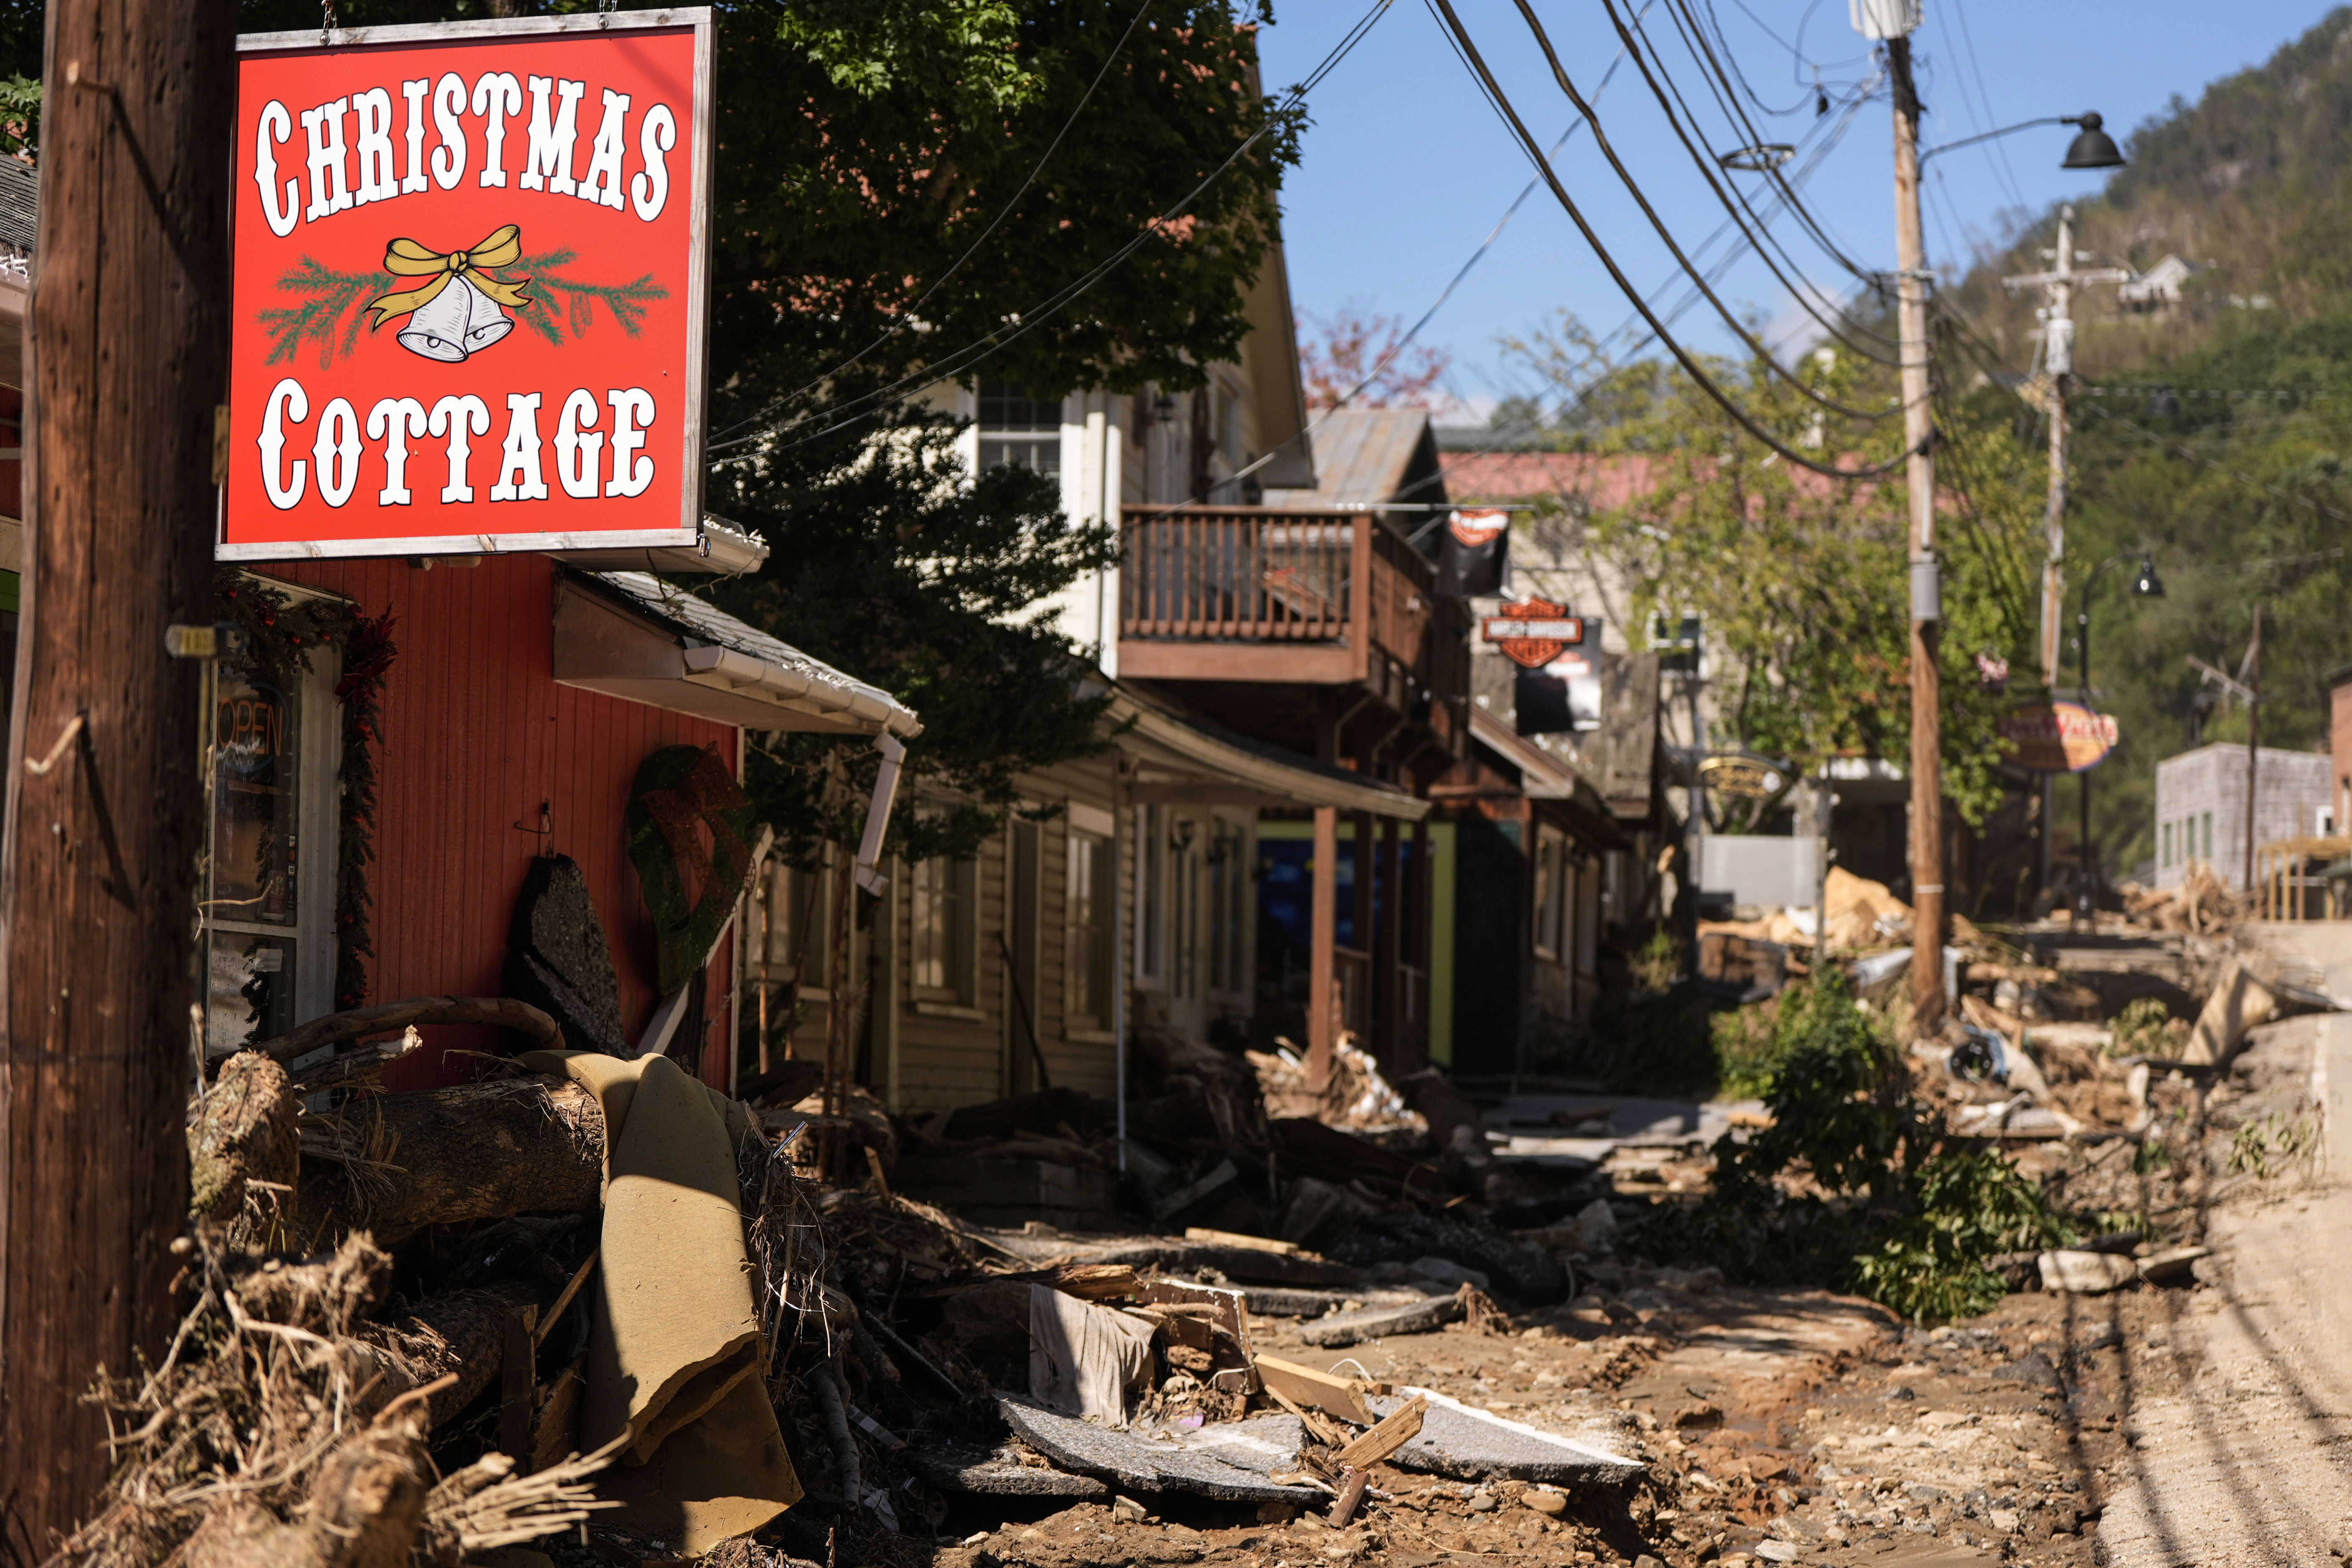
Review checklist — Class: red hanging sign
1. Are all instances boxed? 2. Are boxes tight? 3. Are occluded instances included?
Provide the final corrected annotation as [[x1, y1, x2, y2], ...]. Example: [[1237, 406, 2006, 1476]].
[[1481, 597, 1586, 669], [2000, 701, 2119, 773], [220, 13, 712, 562]]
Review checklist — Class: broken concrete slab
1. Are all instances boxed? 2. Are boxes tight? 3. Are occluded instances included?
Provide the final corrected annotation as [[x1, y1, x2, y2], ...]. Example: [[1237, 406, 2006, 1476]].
[[905, 1441, 1108, 1497], [1298, 1291, 1465, 1347], [995, 1398, 1321, 1503], [1085, 1240, 1364, 1289], [1145, 1413, 1309, 1478], [1365, 1388, 1643, 1487]]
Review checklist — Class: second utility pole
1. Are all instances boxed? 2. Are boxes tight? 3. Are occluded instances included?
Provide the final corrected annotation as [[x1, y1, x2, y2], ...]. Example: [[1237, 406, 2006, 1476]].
[[2004, 207, 2125, 896], [1888, 34, 1944, 1034]]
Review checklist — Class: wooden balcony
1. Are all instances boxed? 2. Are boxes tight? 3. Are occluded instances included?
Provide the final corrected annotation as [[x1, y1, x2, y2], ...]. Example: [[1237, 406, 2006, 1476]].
[[1119, 507, 1469, 730]]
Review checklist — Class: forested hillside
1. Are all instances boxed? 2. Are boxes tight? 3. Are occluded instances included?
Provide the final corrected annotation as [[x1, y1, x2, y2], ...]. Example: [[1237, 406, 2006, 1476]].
[[1943, 8, 2352, 878]]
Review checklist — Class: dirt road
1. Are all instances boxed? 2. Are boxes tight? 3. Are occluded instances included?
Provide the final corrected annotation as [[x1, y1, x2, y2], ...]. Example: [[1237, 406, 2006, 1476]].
[[2092, 1005, 2352, 1566]]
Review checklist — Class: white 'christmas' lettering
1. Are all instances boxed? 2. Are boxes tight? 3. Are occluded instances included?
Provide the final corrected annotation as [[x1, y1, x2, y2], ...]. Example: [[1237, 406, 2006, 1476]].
[[300, 98, 354, 222], [430, 73, 468, 189], [352, 88, 399, 205], [399, 79, 430, 195], [472, 72, 523, 189], [254, 101, 299, 238], [577, 90, 630, 211], [631, 103, 674, 221], [521, 76, 586, 197]]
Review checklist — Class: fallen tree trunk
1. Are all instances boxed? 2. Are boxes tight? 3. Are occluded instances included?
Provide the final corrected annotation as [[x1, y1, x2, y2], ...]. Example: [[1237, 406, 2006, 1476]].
[[178, 1419, 435, 1568], [256, 996, 563, 1064], [297, 1075, 604, 1245]]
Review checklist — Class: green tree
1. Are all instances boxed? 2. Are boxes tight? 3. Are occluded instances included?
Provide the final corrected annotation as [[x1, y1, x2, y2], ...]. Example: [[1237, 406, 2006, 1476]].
[[1503, 313, 2034, 829]]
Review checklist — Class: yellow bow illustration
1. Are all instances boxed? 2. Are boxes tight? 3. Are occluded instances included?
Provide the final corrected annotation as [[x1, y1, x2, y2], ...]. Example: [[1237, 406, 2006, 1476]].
[[363, 224, 533, 328]]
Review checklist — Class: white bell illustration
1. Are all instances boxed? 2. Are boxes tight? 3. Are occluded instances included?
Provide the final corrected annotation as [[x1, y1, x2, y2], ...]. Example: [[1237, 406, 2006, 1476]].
[[463, 274, 515, 354], [395, 273, 477, 362]]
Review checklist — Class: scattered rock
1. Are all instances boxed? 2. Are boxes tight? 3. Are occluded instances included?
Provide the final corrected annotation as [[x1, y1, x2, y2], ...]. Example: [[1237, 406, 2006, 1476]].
[[1756, 1543, 1800, 1564], [1110, 1495, 1147, 1522], [1467, 1491, 1497, 1512], [2138, 1245, 2210, 1286], [2039, 1250, 2140, 1294], [1523, 1489, 1568, 1516]]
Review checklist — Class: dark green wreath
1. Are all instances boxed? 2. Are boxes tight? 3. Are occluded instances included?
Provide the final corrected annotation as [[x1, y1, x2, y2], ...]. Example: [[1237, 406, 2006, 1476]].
[[626, 743, 756, 996], [211, 568, 399, 1011]]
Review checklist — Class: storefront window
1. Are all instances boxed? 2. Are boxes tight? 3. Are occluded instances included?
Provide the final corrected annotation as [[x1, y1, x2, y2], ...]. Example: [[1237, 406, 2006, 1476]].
[[203, 663, 304, 1053]]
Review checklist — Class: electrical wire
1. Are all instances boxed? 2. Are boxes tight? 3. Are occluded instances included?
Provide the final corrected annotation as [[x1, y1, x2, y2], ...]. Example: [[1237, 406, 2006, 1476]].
[[707, 0, 1159, 443], [1425, 0, 1907, 479], [1136, 1, 1667, 511], [1702, 0, 1816, 117], [707, 0, 1395, 461], [1646, 0, 1884, 287], [1577, 0, 1903, 361], [1941, 0, 2027, 214]]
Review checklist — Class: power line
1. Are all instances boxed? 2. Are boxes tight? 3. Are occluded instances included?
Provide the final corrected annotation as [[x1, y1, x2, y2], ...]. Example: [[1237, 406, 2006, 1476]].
[[1507, 0, 1903, 411], [1941, 0, 2027, 214], [1144, 2, 1672, 510], [1424, 0, 1906, 480], [1645, 0, 1884, 287], [707, 0, 1394, 462], [707, 0, 1160, 443], [1563, 0, 1903, 364]]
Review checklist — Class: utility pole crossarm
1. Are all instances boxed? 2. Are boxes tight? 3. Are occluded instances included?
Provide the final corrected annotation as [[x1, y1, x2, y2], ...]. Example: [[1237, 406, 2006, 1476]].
[[2185, 654, 2256, 706], [2003, 268, 2132, 290]]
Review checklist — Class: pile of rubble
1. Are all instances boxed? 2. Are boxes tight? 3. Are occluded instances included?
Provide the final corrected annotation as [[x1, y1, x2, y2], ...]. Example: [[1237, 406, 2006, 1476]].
[[64, 980, 1683, 1568]]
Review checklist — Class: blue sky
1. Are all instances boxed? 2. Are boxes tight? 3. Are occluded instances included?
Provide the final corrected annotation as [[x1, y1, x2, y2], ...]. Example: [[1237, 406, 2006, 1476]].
[[1256, 1, 2342, 422]]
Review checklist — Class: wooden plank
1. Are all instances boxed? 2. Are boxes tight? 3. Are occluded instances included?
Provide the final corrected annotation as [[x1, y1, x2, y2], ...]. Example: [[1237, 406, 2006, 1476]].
[[1254, 1353, 1376, 1426], [1334, 1395, 1427, 1469]]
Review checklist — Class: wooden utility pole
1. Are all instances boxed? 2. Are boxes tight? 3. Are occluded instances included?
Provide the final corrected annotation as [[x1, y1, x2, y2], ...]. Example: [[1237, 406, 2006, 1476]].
[[0, 1, 239, 1550], [1888, 35, 1945, 1034], [2004, 208, 2127, 901]]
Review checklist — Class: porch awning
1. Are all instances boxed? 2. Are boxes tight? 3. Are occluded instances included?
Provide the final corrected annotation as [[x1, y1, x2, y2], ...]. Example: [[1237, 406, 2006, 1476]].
[[554, 569, 920, 738], [1114, 688, 1429, 821]]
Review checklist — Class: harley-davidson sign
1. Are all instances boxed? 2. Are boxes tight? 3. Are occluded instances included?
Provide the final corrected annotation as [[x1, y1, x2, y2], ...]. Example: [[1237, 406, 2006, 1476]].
[[2001, 701, 2119, 773], [1482, 598, 1587, 669], [221, 12, 712, 560]]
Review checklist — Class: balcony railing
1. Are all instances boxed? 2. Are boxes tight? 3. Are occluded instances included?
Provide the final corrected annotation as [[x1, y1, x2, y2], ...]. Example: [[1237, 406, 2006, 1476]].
[[1119, 507, 1466, 709]]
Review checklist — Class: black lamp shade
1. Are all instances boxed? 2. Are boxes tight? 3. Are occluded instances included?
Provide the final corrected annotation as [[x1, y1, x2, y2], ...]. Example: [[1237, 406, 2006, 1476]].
[[2133, 559, 2166, 598], [2062, 112, 2126, 170]]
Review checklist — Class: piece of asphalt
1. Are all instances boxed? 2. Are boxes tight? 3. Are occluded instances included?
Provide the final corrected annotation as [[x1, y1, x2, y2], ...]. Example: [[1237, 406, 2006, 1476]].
[[996, 1398, 1323, 1502], [1367, 1388, 1643, 1487]]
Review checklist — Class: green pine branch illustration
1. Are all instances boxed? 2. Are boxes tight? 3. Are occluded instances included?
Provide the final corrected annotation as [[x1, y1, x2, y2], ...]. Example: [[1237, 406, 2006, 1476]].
[[257, 246, 669, 366], [514, 247, 668, 346]]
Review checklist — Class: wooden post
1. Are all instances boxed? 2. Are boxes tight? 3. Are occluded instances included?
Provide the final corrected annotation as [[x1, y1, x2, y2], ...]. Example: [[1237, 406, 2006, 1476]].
[[2244, 604, 2263, 897], [1376, 817, 1401, 1072], [1307, 806, 1337, 1091], [1349, 810, 1373, 1042], [0, 0, 240, 1548], [1411, 815, 1432, 1070], [1889, 36, 1945, 1035]]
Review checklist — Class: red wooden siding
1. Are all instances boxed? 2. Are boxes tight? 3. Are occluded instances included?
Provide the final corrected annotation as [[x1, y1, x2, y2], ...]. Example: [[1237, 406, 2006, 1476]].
[[261, 554, 738, 1090]]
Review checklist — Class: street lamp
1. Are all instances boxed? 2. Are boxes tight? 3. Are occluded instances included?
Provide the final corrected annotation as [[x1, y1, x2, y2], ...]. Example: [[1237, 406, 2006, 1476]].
[[2071, 555, 2165, 921], [1920, 113, 2128, 170]]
